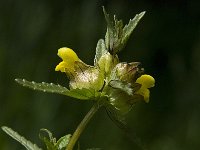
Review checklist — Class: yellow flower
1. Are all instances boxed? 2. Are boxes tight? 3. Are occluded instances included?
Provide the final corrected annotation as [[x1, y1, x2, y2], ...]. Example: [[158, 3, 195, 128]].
[[55, 47, 79, 73], [136, 74, 155, 103]]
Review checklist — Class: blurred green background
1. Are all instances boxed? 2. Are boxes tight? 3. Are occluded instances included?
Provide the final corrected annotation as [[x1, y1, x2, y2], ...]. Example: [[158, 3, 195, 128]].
[[0, 0, 200, 150]]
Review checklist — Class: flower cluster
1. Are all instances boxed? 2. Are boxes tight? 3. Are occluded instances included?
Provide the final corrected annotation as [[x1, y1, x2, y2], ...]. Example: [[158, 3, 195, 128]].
[[55, 47, 155, 114]]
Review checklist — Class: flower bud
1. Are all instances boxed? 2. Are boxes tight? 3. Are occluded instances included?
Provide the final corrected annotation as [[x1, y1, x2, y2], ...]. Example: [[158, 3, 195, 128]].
[[98, 52, 119, 76], [110, 62, 141, 83]]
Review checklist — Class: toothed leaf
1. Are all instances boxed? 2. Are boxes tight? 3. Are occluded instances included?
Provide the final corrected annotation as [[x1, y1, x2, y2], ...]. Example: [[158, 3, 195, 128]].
[[55, 134, 71, 150], [94, 39, 107, 66], [103, 7, 145, 54], [121, 11, 145, 48], [39, 129, 56, 150], [15, 79, 98, 100], [103, 7, 114, 51], [15, 79, 69, 95], [1, 126, 42, 150], [109, 80, 133, 95], [39, 129, 56, 144]]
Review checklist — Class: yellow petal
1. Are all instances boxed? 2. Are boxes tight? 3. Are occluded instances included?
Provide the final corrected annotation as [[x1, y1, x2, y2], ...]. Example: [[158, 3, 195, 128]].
[[135, 74, 155, 103], [57, 47, 79, 63], [55, 47, 80, 73], [55, 61, 68, 72], [136, 88, 150, 103], [136, 74, 155, 88]]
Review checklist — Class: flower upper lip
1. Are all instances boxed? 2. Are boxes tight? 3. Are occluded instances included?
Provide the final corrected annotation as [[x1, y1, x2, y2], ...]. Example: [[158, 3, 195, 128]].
[[55, 47, 80, 73]]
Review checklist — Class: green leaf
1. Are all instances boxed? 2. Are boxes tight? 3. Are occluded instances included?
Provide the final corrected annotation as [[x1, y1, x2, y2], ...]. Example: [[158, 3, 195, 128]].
[[41, 138, 55, 150], [103, 7, 145, 54], [55, 134, 71, 150], [121, 11, 145, 48], [39, 129, 56, 144], [112, 16, 124, 53], [1, 126, 42, 150], [103, 7, 114, 52], [15, 79, 98, 100], [94, 39, 107, 66], [15, 79, 70, 95], [68, 88, 98, 100], [39, 129, 71, 150], [109, 80, 133, 95], [109, 80, 141, 96], [39, 129, 56, 150]]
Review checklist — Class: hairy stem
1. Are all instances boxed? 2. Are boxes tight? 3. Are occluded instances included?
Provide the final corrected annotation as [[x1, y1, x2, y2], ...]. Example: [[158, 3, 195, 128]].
[[66, 103, 100, 150]]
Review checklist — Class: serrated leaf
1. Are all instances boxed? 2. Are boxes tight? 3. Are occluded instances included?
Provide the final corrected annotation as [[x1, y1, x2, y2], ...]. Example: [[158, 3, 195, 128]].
[[103, 7, 114, 52], [1, 126, 42, 150], [15, 79, 70, 95], [109, 80, 133, 95], [114, 16, 123, 39], [121, 11, 145, 47], [55, 134, 71, 150], [94, 39, 107, 66], [39, 129, 56, 144], [112, 16, 124, 53], [39, 129, 71, 150], [109, 80, 142, 96], [39, 129, 57, 150], [15, 79, 97, 100], [41, 137, 55, 150], [103, 7, 145, 54], [104, 7, 123, 54]]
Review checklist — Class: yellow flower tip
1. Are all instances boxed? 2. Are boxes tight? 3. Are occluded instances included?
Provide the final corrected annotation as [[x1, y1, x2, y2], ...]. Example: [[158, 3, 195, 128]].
[[136, 74, 155, 103], [135, 87, 150, 103], [143, 89, 150, 103], [55, 61, 66, 72], [55, 47, 80, 73], [57, 47, 79, 62], [136, 74, 155, 88]]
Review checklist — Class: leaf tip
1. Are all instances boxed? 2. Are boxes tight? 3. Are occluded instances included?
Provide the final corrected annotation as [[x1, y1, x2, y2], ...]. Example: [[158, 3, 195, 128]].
[[1, 126, 10, 135], [1, 126, 7, 131], [102, 6, 109, 17], [15, 78, 19, 82], [102, 6, 105, 12], [138, 11, 146, 18], [15, 78, 25, 84]]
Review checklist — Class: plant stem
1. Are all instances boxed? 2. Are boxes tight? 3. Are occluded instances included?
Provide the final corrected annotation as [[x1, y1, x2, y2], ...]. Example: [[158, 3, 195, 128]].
[[66, 103, 100, 150]]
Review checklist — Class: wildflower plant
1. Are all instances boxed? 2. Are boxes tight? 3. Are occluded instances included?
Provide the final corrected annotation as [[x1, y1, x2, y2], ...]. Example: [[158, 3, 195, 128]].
[[2, 7, 155, 150]]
